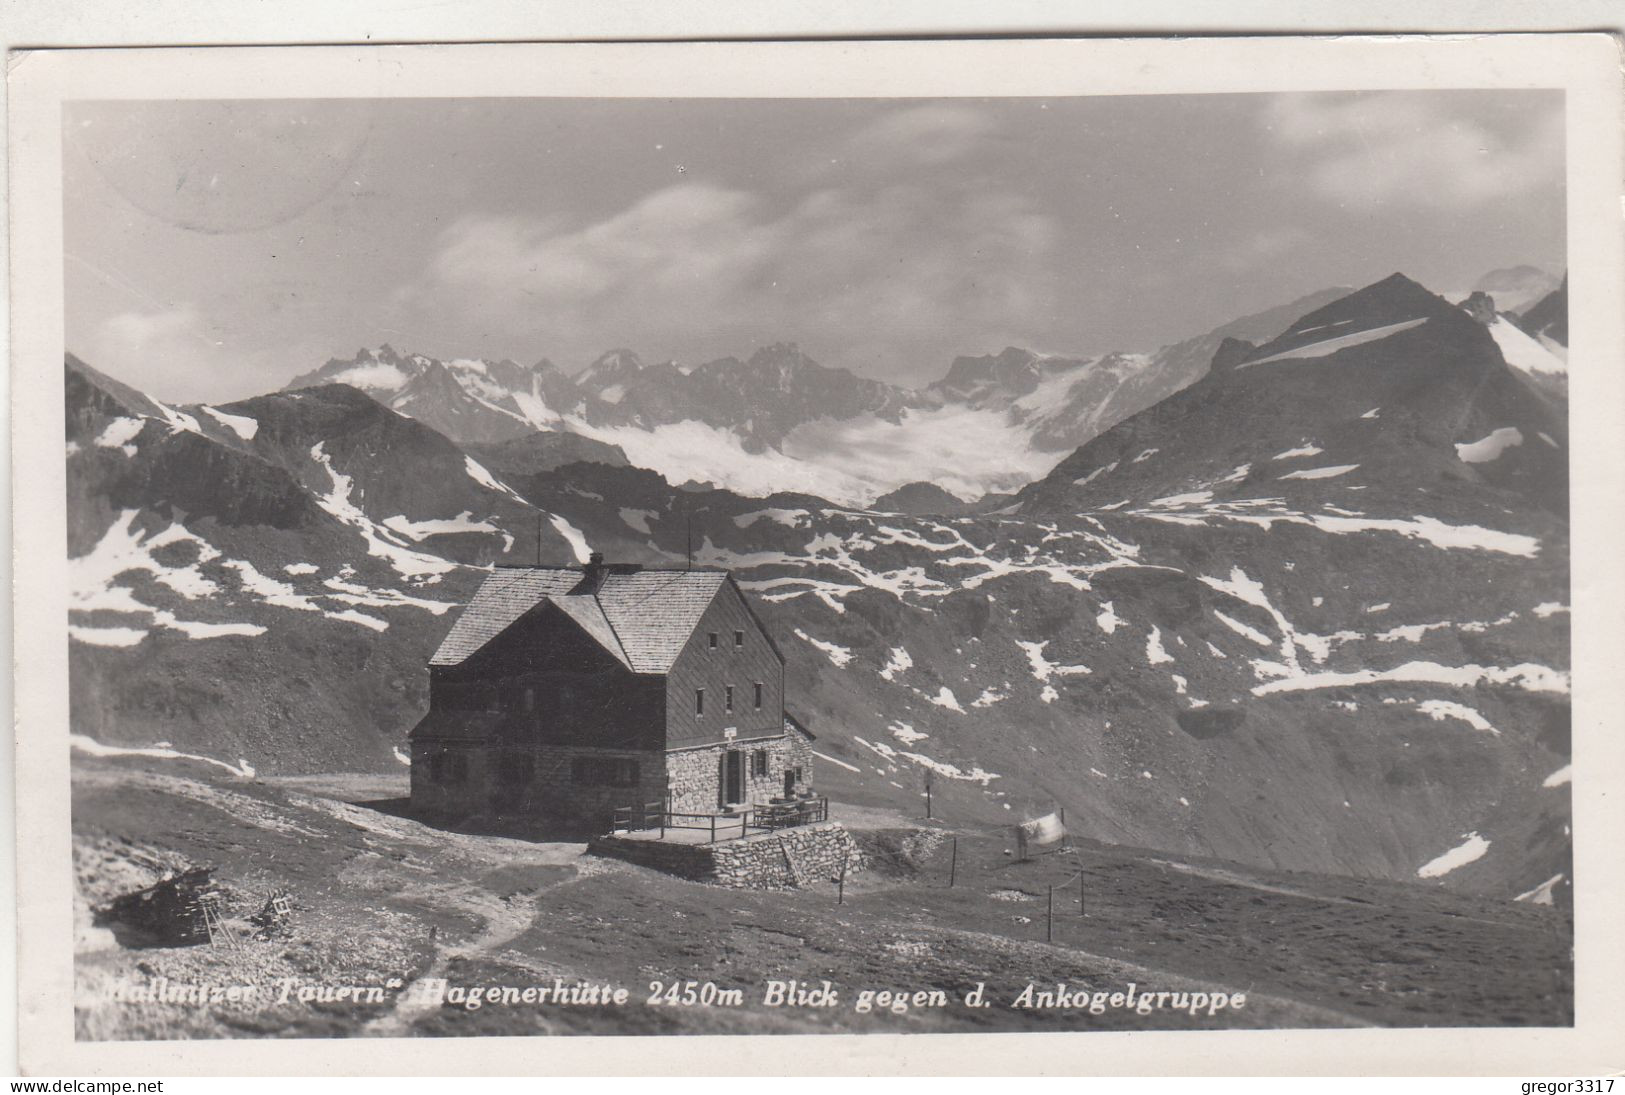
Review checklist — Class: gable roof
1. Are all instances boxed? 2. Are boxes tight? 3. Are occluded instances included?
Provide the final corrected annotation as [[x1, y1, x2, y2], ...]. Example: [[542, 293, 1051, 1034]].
[[430, 566, 735, 674]]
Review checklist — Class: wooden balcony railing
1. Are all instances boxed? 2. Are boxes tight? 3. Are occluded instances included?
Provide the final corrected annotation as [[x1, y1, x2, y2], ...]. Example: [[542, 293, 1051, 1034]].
[[611, 797, 829, 843]]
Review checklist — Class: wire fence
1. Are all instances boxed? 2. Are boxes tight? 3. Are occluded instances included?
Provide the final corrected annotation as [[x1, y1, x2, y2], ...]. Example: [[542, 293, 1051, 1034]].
[[838, 797, 1096, 944]]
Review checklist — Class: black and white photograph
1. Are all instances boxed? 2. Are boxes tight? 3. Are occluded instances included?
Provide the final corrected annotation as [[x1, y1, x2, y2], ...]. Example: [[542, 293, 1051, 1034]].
[[9, 34, 1624, 1074]]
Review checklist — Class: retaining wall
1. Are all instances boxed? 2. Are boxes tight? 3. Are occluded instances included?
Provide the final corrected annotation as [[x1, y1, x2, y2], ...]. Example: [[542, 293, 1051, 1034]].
[[587, 821, 862, 890]]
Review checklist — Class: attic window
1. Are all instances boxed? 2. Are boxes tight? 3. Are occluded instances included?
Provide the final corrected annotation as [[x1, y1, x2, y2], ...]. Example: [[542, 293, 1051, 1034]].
[[725, 685, 735, 713], [695, 688, 705, 716], [708, 632, 718, 649], [734, 630, 744, 648]]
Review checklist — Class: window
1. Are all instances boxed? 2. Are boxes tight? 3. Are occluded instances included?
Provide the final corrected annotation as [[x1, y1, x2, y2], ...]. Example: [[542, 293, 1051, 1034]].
[[752, 749, 769, 778], [725, 685, 734, 713], [734, 630, 744, 648], [708, 632, 718, 649], [571, 756, 640, 788], [753, 682, 763, 709], [695, 688, 705, 716]]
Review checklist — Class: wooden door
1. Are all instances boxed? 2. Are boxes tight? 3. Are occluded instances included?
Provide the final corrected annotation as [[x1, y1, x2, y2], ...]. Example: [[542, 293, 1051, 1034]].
[[724, 749, 744, 806]]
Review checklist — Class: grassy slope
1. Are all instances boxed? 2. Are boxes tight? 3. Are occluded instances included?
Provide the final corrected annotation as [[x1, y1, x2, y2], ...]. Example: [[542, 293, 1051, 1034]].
[[72, 756, 1571, 1040]]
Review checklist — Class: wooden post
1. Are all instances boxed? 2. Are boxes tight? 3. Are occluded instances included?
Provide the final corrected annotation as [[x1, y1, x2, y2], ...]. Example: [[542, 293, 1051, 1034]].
[[838, 846, 849, 905], [1080, 871, 1086, 917], [742, 812, 748, 840], [1047, 885, 1054, 942], [948, 837, 958, 888], [710, 815, 717, 844]]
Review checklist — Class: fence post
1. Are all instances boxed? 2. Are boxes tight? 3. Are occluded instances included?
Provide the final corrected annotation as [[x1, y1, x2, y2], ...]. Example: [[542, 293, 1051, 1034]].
[[949, 837, 957, 889], [710, 815, 716, 844], [1080, 871, 1086, 917], [742, 812, 748, 840], [1047, 885, 1054, 942], [838, 846, 849, 905]]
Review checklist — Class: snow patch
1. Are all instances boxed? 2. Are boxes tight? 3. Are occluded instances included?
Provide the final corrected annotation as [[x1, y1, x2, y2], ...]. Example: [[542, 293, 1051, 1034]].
[[1272, 444, 1324, 460], [794, 628, 853, 668], [812, 750, 861, 773], [1514, 874, 1564, 905], [1489, 317, 1566, 376], [1455, 427, 1523, 464], [927, 687, 965, 713], [95, 417, 145, 449], [1253, 660, 1569, 697], [71, 733, 254, 778], [1095, 601, 1123, 635], [1240, 318, 1428, 368], [880, 646, 913, 682], [1017, 640, 1091, 682], [734, 508, 807, 529], [1145, 627, 1174, 665], [1417, 833, 1489, 879], [1416, 699, 1498, 735], [548, 513, 593, 564], [202, 406, 259, 440], [383, 511, 511, 551], [889, 721, 928, 744], [602, 509, 647, 536], [971, 687, 1006, 708], [1279, 464, 1359, 481], [1541, 764, 1571, 788]]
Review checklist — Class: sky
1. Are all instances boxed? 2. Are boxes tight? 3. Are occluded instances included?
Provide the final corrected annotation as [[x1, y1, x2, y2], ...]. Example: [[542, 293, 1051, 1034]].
[[63, 91, 1566, 402]]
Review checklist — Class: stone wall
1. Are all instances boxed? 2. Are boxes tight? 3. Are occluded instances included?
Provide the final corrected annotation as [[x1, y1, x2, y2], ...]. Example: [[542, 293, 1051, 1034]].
[[588, 821, 862, 890], [666, 732, 813, 815]]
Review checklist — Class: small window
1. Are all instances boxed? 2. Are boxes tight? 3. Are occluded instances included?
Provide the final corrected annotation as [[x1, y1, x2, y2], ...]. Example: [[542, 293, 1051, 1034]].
[[695, 688, 705, 716], [753, 682, 763, 709], [752, 749, 768, 778], [725, 685, 734, 713], [571, 757, 640, 787], [708, 632, 718, 649], [734, 630, 744, 648]]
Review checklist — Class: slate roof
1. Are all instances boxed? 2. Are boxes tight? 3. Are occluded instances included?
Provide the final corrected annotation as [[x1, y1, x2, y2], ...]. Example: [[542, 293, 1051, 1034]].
[[429, 566, 732, 674]]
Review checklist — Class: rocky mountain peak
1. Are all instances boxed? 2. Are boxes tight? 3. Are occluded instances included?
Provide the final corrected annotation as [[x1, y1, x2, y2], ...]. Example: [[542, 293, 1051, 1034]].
[[1461, 292, 1499, 326]]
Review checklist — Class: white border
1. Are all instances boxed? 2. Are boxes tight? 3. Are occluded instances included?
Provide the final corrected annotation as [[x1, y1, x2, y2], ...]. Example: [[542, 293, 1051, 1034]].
[[10, 35, 1625, 1076]]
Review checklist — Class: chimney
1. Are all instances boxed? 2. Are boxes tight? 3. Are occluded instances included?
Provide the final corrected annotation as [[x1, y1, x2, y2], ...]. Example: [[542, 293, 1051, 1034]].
[[583, 551, 606, 586]]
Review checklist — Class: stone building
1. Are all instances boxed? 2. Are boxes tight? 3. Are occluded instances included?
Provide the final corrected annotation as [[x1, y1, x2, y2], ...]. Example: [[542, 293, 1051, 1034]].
[[408, 554, 815, 834]]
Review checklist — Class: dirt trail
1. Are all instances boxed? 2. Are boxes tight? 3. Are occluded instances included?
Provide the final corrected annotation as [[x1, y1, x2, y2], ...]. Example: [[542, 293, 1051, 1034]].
[[358, 861, 594, 1037]]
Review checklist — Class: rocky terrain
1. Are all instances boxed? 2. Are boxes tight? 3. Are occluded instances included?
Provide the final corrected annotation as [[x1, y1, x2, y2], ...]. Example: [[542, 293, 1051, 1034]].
[[66, 269, 1572, 932]]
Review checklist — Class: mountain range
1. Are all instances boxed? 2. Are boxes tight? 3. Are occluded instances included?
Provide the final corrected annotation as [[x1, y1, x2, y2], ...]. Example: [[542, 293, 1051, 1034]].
[[285, 288, 1358, 506], [66, 269, 1571, 909]]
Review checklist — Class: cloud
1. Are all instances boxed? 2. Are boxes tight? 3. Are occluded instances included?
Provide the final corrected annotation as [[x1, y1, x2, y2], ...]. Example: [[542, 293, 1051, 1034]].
[[409, 169, 1056, 378], [1263, 93, 1563, 210], [88, 303, 238, 402], [841, 104, 997, 168], [1221, 227, 1311, 272]]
